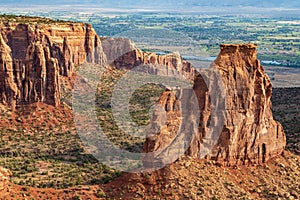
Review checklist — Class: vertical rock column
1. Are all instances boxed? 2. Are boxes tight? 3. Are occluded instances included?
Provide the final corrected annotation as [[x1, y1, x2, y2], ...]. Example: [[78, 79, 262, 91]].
[[85, 24, 107, 65], [62, 37, 74, 77], [24, 41, 60, 106], [24, 42, 47, 103], [143, 44, 286, 166], [211, 44, 286, 166], [0, 34, 17, 109]]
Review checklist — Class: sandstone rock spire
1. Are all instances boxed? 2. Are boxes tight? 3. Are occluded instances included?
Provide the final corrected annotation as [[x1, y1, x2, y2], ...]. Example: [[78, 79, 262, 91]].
[[143, 44, 286, 166]]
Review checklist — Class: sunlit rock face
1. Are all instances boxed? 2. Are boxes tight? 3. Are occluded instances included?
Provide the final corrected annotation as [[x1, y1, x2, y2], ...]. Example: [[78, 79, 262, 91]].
[[209, 44, 286, 166], [101, 37, 197, 82], [0, 20, 286, 166], [143, 44, 286, 167], [0, 22, 106, 109]]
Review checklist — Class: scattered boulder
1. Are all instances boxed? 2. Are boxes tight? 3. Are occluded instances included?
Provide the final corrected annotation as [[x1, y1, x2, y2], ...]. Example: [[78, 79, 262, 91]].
[[0, 166, 11, 191]]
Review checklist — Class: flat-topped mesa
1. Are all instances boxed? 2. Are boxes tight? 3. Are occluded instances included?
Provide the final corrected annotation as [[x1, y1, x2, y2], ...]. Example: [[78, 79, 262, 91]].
[[0, 21, 107, 109], [220, 43, 257, 54], [143, 44, 286, 167], [216, 43, 258, 69]]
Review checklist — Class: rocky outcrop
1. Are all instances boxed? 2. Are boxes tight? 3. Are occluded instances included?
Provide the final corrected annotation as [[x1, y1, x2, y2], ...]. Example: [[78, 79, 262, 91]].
[[0, 33, 18, 109], [0, 22, 106, 109], [0, 166, 11, 191], [102, 37, 196, 82], [23, 41, 60, 106], [101, 37, 137, 65], [0, 26, 195, 109], [143, 44, 286, 166], [0, 19, 286, 166], [211, 44, 286, 165]]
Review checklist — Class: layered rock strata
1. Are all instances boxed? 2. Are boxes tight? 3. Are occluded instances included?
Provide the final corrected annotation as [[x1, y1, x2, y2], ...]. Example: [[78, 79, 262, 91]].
[[0, 22, 106, 108], [102, 37, 197, 82], [143, 44, 286, 166], [0, 20, 286, 165]]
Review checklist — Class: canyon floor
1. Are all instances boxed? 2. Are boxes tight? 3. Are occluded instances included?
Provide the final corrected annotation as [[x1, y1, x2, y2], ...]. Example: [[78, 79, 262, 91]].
[[0, 151, 299, 200], [103, 152, 299, 200]]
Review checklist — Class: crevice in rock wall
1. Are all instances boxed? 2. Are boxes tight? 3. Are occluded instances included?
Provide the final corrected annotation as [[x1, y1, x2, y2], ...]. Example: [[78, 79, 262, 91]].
[[0, 22, 107, 109], [262, 143, 267, 163], [0, 33, 17, 109]]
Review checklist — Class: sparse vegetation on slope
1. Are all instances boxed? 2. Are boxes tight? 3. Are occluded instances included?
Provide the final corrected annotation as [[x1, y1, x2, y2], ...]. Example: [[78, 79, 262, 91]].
[[0, 66, 165, 189], [95, 66, 164, 153], [0, 103, 121, 189], [2, 151, 298, 199], [102, 151, 299, 200], [0, 14, 71, 24], [272, 87, 300, 155]]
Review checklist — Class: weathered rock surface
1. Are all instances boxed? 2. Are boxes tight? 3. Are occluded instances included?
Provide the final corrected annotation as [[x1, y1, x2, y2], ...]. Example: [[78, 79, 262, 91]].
[[0, 166, 11, 191], [211, 44, 286, 165], [143, 44, 286, 166], [0, 22, 106, 109], [101, 37, 196, 82], [0, 33, 18, 109], [0, 19, 286, 166]]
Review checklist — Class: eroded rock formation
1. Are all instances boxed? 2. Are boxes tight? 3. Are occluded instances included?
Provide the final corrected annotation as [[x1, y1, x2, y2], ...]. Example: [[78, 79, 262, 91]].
[[0, 20, 286, 166], [0, 33, 18, 109], [143, 44, 286, 166], [211, 44, 286, 165], [101, 37, 196, 82], [0, 22, 106, 109]]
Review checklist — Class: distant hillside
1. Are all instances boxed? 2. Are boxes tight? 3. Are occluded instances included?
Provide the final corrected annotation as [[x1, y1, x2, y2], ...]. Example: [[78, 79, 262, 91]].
[[1, 0, 300, 8]]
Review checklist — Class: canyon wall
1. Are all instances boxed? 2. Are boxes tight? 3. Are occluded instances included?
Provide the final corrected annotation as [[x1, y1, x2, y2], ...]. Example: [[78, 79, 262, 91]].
[[0, 22, 106, 108], [102, 37, 197, 82], [0, 20, 286, 165]]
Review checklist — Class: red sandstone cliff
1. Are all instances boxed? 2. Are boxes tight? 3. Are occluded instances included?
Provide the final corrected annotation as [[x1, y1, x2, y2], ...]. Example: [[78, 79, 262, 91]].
[[0, 20, 286, 166], [100, 38, 286, 166], [211, 44, 286, 165], [101, 37, 196, 82], [143, 44, 286, 166], [0, 21, 106, 109]]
